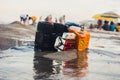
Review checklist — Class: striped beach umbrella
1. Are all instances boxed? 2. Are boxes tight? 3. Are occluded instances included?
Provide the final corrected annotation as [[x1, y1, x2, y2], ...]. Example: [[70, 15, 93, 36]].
[[101, 11, 120, 18], [92, 14, 114, 21]]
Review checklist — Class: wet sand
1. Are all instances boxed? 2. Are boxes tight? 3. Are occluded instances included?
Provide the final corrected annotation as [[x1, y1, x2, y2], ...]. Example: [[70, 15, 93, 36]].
[[0, 29, 120, 80], [0, 21, 35, 50]]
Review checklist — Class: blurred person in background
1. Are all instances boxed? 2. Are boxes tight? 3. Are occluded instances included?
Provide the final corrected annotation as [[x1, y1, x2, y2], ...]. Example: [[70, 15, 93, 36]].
[[59, 15, 66, 24], [45, 15, 53, 23], [29, 16, 37, 26], [102, 20, 109, 31], [20, 14, 29, 25], [109, 21, 115, 31], [115, 23, 120, 32], [97, 19, 103, 30]]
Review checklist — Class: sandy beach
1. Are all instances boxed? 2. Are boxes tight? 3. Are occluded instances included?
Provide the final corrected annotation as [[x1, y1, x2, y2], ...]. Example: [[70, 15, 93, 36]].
[[0, 21, 35, 50], [0, 21, 120, 80], [0, 0, 120, 79]]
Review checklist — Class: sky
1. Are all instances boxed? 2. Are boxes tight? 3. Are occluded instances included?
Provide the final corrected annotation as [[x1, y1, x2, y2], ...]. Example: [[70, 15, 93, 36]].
[[0, 0, 120, 23]]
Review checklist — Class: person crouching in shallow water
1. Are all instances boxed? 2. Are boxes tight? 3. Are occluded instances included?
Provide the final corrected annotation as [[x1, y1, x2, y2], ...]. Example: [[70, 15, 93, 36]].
[[29, 16, 37, 26], [20, 14, 29, 25]]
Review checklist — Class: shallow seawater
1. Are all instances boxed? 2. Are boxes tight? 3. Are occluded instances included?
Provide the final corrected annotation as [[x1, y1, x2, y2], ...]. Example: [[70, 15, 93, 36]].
[[0, 46, 34, 80], [0, 32, 120, 80], [0, 45, 120, 80]]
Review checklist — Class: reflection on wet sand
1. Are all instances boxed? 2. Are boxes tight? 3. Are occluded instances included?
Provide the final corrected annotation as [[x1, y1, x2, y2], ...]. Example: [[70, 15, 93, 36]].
[[62, 50, 88, 78], [33, 53, 53, 80], [33, 49, 88, 80]]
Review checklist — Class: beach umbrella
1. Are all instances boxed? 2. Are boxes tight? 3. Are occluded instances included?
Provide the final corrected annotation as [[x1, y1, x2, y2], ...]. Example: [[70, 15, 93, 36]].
[[92, 14, 114, 21], [93, 11, 120, 22], [101, 11, 120, 18]]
